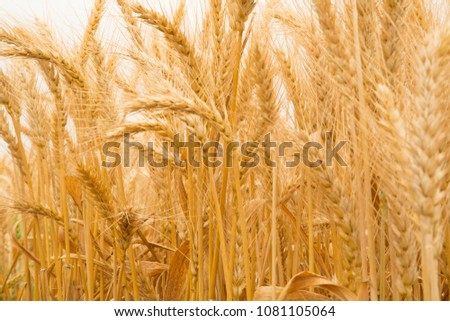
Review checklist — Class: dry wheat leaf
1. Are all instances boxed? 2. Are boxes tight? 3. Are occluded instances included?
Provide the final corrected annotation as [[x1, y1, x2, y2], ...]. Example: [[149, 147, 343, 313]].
[[163, 240, 190, 301], [65, 175, 82, 210], [253, 286, 284, 300], [278, 272, 357, 301], [283, 290, 330, 301], [139, 261, 169, 278]]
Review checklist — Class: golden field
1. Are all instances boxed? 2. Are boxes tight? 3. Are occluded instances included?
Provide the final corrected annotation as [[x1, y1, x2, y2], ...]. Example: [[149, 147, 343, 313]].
[[0, 0, 449, 301]]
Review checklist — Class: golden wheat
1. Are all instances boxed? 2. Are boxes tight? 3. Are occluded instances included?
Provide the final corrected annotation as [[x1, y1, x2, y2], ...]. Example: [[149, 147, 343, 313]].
[[0, 0, 449, 301]]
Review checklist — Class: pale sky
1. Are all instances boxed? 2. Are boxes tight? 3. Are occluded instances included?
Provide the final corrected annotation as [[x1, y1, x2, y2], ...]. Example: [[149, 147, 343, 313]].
[[0, 0, 95, 37], [0, 0, 199, 46], [0, 0, 447, 43]]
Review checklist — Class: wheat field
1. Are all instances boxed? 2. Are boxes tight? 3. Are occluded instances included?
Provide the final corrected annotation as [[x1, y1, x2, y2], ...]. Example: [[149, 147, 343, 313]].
[[0, 0, 449, 301]]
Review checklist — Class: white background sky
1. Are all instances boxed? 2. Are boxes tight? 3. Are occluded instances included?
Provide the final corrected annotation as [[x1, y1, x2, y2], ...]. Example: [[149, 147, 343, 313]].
[[0, 0, 200, 46], [1, 0, 98, 38], [1, 0, 446, 49]]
